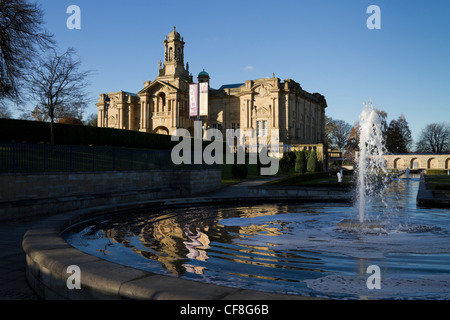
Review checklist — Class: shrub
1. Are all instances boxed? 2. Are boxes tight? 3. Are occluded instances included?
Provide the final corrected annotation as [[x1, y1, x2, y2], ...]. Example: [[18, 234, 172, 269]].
[[307, 149, 318, 172], [286, 151, 296, 168], [294, 151, 306, 173], [279, 154, 291, 173]]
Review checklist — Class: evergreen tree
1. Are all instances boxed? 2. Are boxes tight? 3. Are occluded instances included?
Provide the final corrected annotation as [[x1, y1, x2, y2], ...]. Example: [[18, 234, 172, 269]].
[[307, 150, 318, 172], [295, 151, 306, 173], [385, 114, 413, 153]]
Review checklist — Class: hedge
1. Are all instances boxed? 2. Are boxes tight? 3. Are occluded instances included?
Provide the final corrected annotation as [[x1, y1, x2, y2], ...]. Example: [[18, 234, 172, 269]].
[[426, 169, 448, 175], [0, 118, 212, 151]]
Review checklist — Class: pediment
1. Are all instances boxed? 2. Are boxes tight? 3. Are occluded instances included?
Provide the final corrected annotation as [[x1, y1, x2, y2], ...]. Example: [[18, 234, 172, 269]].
[[252, 83, 273, 97], [256, 106, 270, 115], [138, 80, 179, 96]]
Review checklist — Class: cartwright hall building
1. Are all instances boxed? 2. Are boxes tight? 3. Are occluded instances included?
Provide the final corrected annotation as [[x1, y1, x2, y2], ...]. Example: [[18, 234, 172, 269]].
[[96, 27, 328, 159]]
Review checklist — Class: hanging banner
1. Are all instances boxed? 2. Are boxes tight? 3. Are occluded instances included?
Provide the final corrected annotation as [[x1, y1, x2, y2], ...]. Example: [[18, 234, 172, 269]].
[[199, 82, 209, 117], [189, 83, 198, 117]]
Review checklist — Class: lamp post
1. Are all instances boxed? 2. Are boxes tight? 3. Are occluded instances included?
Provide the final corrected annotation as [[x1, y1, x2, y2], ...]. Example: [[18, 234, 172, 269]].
[[104, 95, 110, 128]]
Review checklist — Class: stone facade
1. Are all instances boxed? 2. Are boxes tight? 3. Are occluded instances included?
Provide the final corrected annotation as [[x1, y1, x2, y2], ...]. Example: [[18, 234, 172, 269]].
[[383, 154, 450, 170], [96, 27, 327, 152]]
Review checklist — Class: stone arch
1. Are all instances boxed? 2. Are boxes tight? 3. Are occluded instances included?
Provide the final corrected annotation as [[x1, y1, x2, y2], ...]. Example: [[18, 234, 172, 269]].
[[410, 158, 420, 169], [393, 157, 404, 169], [427, 157, 438, 169], [153, 126, 169, 135], [446, 158, 450, 169]]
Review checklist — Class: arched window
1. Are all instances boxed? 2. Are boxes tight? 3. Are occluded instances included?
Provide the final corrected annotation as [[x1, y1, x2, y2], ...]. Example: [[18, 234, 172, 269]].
[[168, 47, 173, 61]]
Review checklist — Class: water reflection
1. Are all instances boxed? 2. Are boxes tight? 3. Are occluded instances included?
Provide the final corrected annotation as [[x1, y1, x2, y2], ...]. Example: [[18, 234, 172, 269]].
[[64, 178, 450, 299]]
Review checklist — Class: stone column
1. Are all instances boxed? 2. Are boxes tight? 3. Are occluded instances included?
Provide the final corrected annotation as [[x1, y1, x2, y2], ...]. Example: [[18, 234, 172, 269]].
[[175, 99, 179, 128], [274, 96, 279, 129], [140, 96, 148, 132], [246, 100, 250, 129], [98, 108, 103, 127], [128, 104, 134, 131], [148, 99, 153, 131]]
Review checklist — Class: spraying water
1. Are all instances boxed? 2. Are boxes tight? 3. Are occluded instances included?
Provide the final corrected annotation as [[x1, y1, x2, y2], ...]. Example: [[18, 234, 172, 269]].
[[355, 101, 389, 223]]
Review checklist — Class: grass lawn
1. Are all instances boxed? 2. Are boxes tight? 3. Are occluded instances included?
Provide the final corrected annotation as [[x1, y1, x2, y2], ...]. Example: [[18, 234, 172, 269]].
[[263, 171, 354, 188], [220, 163, 296, 186], [425, 174, 450, 191]]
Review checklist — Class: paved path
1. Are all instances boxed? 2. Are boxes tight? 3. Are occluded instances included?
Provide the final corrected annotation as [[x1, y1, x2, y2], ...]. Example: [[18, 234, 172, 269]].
[[0, 177, 277, 300], [205, 176, 280, 198], [0, 217, 39, 300]]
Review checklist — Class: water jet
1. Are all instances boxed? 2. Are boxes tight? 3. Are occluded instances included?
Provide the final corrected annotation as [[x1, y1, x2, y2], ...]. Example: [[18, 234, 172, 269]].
[[338, 101, 389, 229]]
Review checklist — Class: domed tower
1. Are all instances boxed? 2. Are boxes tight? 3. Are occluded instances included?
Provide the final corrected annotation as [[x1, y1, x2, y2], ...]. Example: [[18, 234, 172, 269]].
[[197, 69, 210, 84], [158, 27, 189, 80]]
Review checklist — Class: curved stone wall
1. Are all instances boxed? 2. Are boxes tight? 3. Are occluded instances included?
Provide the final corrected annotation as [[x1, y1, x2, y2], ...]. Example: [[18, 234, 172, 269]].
[[23, 197, 325, 300]]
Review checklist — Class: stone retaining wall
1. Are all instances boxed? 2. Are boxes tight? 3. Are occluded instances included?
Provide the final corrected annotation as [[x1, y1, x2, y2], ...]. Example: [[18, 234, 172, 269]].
[[248, 186, 353, 202], [416, 174, 450, 208], [0, 168, 221, 220]]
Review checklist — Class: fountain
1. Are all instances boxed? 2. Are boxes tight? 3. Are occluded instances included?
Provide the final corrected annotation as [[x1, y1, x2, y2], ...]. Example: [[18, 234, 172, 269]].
[[58, 103, 450, 300], [338, 101, 389, 229]]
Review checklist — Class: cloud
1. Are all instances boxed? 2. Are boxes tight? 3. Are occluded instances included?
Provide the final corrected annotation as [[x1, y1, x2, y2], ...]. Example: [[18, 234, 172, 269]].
[[244, 65, 254, 72]]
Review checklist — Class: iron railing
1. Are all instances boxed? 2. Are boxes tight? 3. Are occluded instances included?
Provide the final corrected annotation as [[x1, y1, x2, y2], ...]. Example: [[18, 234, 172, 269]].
[[0, 142, 214, 173]]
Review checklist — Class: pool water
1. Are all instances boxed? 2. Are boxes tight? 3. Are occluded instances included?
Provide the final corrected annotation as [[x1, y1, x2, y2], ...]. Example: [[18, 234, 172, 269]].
[[63, 177, 450, 299]]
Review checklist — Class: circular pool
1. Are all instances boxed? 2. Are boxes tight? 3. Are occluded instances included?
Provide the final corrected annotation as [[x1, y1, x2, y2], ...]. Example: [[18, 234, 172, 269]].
[[63, 178, 450, 299]]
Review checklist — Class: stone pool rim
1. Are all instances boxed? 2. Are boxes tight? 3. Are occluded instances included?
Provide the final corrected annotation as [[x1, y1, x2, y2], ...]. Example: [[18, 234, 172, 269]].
[[23, 196, 344, 300]]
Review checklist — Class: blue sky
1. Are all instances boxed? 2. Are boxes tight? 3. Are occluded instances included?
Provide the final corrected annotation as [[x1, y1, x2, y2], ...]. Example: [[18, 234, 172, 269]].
[[35, 0, 449, 142]]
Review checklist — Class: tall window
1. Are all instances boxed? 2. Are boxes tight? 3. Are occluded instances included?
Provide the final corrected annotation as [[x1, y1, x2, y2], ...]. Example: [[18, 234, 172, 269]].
[[257, 120, 267, 137]]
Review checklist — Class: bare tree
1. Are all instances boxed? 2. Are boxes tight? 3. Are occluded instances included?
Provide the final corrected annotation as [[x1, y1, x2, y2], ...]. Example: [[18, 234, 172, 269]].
[[84, 113, 98, 127], [324, 116, 332, 146], [0, 102, 11, 118], [31, 101, 86, 122], [0, 0, 53, 102], [328, 118, 352, 151], [344, 123, 360, 162], [416, 122, 450, 154], [28, 48, 91, 144]]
